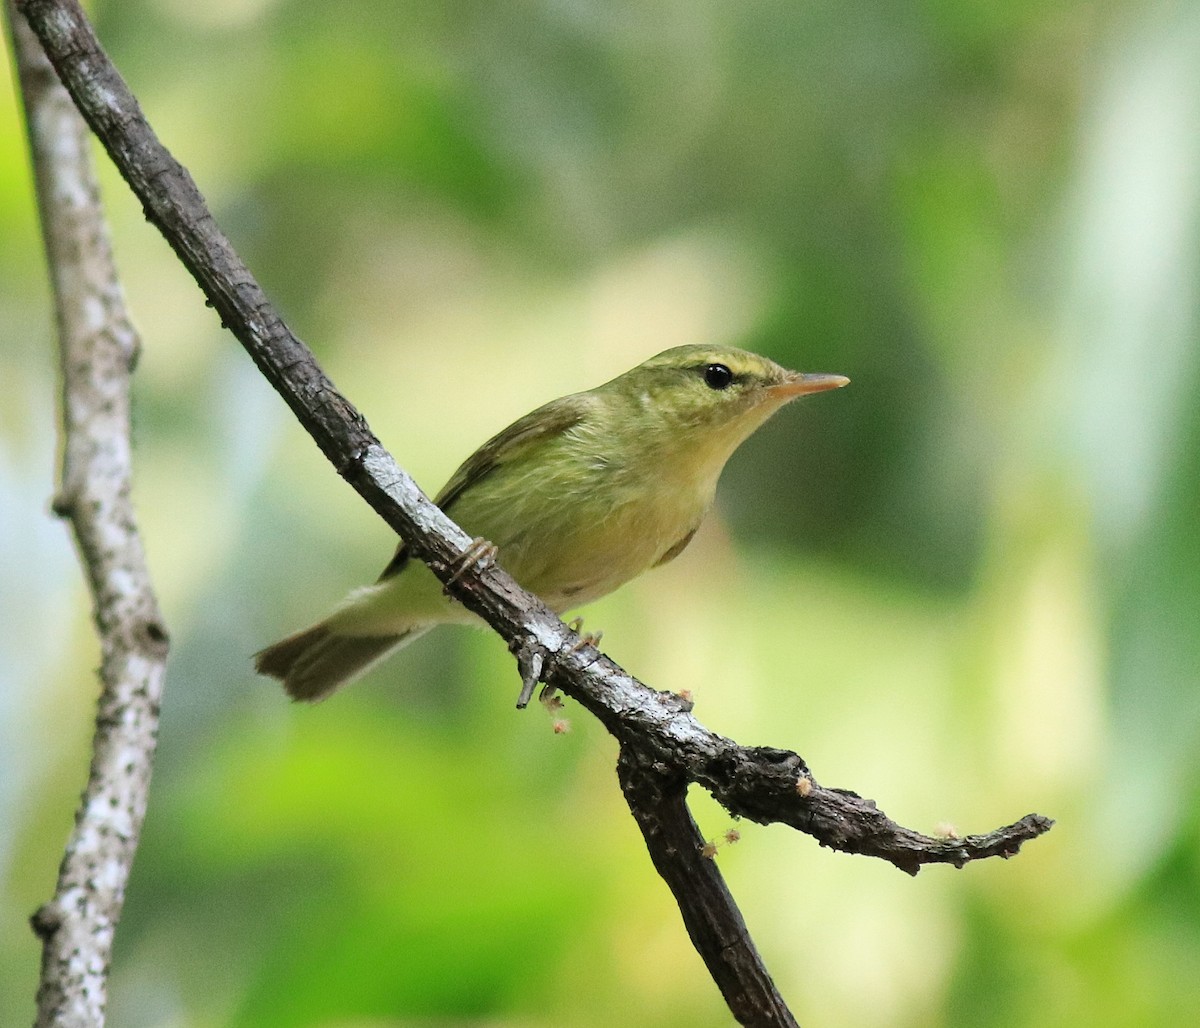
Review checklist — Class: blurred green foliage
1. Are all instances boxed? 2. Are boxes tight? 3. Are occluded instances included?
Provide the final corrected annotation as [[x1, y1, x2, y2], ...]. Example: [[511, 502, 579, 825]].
[[4, 0, 1200, 1024]]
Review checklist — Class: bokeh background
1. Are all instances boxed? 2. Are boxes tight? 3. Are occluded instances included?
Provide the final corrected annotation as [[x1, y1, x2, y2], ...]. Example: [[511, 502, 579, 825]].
[[3, 0, 1200, 1024]]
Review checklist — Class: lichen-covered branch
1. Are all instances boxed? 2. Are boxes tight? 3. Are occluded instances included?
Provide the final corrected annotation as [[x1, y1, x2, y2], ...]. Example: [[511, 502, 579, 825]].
[[7, 6, 169, 1026]]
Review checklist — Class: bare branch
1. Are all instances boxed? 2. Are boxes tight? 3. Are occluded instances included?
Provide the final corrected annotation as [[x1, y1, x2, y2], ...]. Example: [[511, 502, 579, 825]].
[[15, 1, 1054, 1022], [618, 749, 799, 1027], [6, 5, 169, 1026]]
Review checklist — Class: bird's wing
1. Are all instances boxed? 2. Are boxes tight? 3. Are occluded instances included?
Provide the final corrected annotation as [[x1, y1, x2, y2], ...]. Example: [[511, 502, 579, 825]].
[[434, 395, 589, 512], [377, 394, 589, 581]]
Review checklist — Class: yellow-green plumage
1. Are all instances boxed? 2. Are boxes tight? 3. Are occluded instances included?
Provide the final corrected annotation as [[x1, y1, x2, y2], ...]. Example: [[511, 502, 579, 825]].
[[255, 345, 848, 700]]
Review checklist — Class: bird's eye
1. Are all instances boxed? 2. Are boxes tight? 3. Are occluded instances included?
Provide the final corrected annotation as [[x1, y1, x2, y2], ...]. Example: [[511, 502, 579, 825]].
[[703, 363, 734, 390]]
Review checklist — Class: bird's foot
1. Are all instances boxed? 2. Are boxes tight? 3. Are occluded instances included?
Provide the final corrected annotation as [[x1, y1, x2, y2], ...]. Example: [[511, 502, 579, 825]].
[[564, 616, 604, 655], [443, 537, 498, 591], [532, 619, 604, 707], [510, 618, 605, 710]]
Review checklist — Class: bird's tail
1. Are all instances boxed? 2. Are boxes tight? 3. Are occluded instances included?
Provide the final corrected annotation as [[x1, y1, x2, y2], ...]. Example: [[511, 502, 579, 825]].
[[254, 621, 430, 702]]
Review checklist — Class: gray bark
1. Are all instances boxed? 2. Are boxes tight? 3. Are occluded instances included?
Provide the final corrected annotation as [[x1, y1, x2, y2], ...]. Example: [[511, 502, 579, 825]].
[[8, 8, 169, 1026]]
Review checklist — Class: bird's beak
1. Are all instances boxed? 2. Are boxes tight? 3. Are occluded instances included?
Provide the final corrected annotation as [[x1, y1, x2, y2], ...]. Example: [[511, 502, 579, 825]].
[[769, 371, 851, 399]]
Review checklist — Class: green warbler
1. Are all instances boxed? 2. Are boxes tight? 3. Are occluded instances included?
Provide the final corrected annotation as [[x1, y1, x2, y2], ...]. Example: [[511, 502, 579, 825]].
[[256, 344, 848, 701]]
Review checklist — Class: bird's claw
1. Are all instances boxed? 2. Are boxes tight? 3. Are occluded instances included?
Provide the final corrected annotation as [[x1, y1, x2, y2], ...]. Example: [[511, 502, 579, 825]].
[[444, 537, 498, 591], [510, 618, 605, 710], [534, 620, 604, 706], [564, 616, 603, 655], [564, 629, 603, 655]]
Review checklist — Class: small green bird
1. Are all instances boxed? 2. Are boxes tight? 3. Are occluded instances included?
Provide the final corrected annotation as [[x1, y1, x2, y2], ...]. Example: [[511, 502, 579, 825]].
[[255, 345, 848, 701]]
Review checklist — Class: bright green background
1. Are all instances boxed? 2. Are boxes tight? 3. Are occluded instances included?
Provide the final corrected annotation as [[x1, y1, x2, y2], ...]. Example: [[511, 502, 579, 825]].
[[4, 0, 1200, 1025]]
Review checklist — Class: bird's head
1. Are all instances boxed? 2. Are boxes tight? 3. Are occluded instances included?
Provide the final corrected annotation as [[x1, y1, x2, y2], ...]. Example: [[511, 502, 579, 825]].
[[600, 345, 848, 464]]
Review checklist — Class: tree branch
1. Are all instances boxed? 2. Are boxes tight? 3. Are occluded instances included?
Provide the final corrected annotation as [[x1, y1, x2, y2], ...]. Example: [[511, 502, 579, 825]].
[[6, 6, 169, 1026], [618, 748, 799, 1027], [15, 1, 1054, 1023]]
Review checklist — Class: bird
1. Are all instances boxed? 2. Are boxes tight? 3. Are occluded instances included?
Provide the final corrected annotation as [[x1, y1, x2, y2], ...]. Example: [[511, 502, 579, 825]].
[[255, 344, 848, 701]]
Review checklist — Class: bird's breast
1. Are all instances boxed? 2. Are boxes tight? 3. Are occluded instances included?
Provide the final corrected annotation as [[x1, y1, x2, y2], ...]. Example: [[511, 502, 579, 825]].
[[503, 454, 717, 610]]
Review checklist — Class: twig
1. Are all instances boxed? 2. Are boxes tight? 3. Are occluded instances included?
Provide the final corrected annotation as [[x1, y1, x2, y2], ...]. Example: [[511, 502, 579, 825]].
[[6, 6, 169, 1026], [16, 1, 1054, 1022]]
